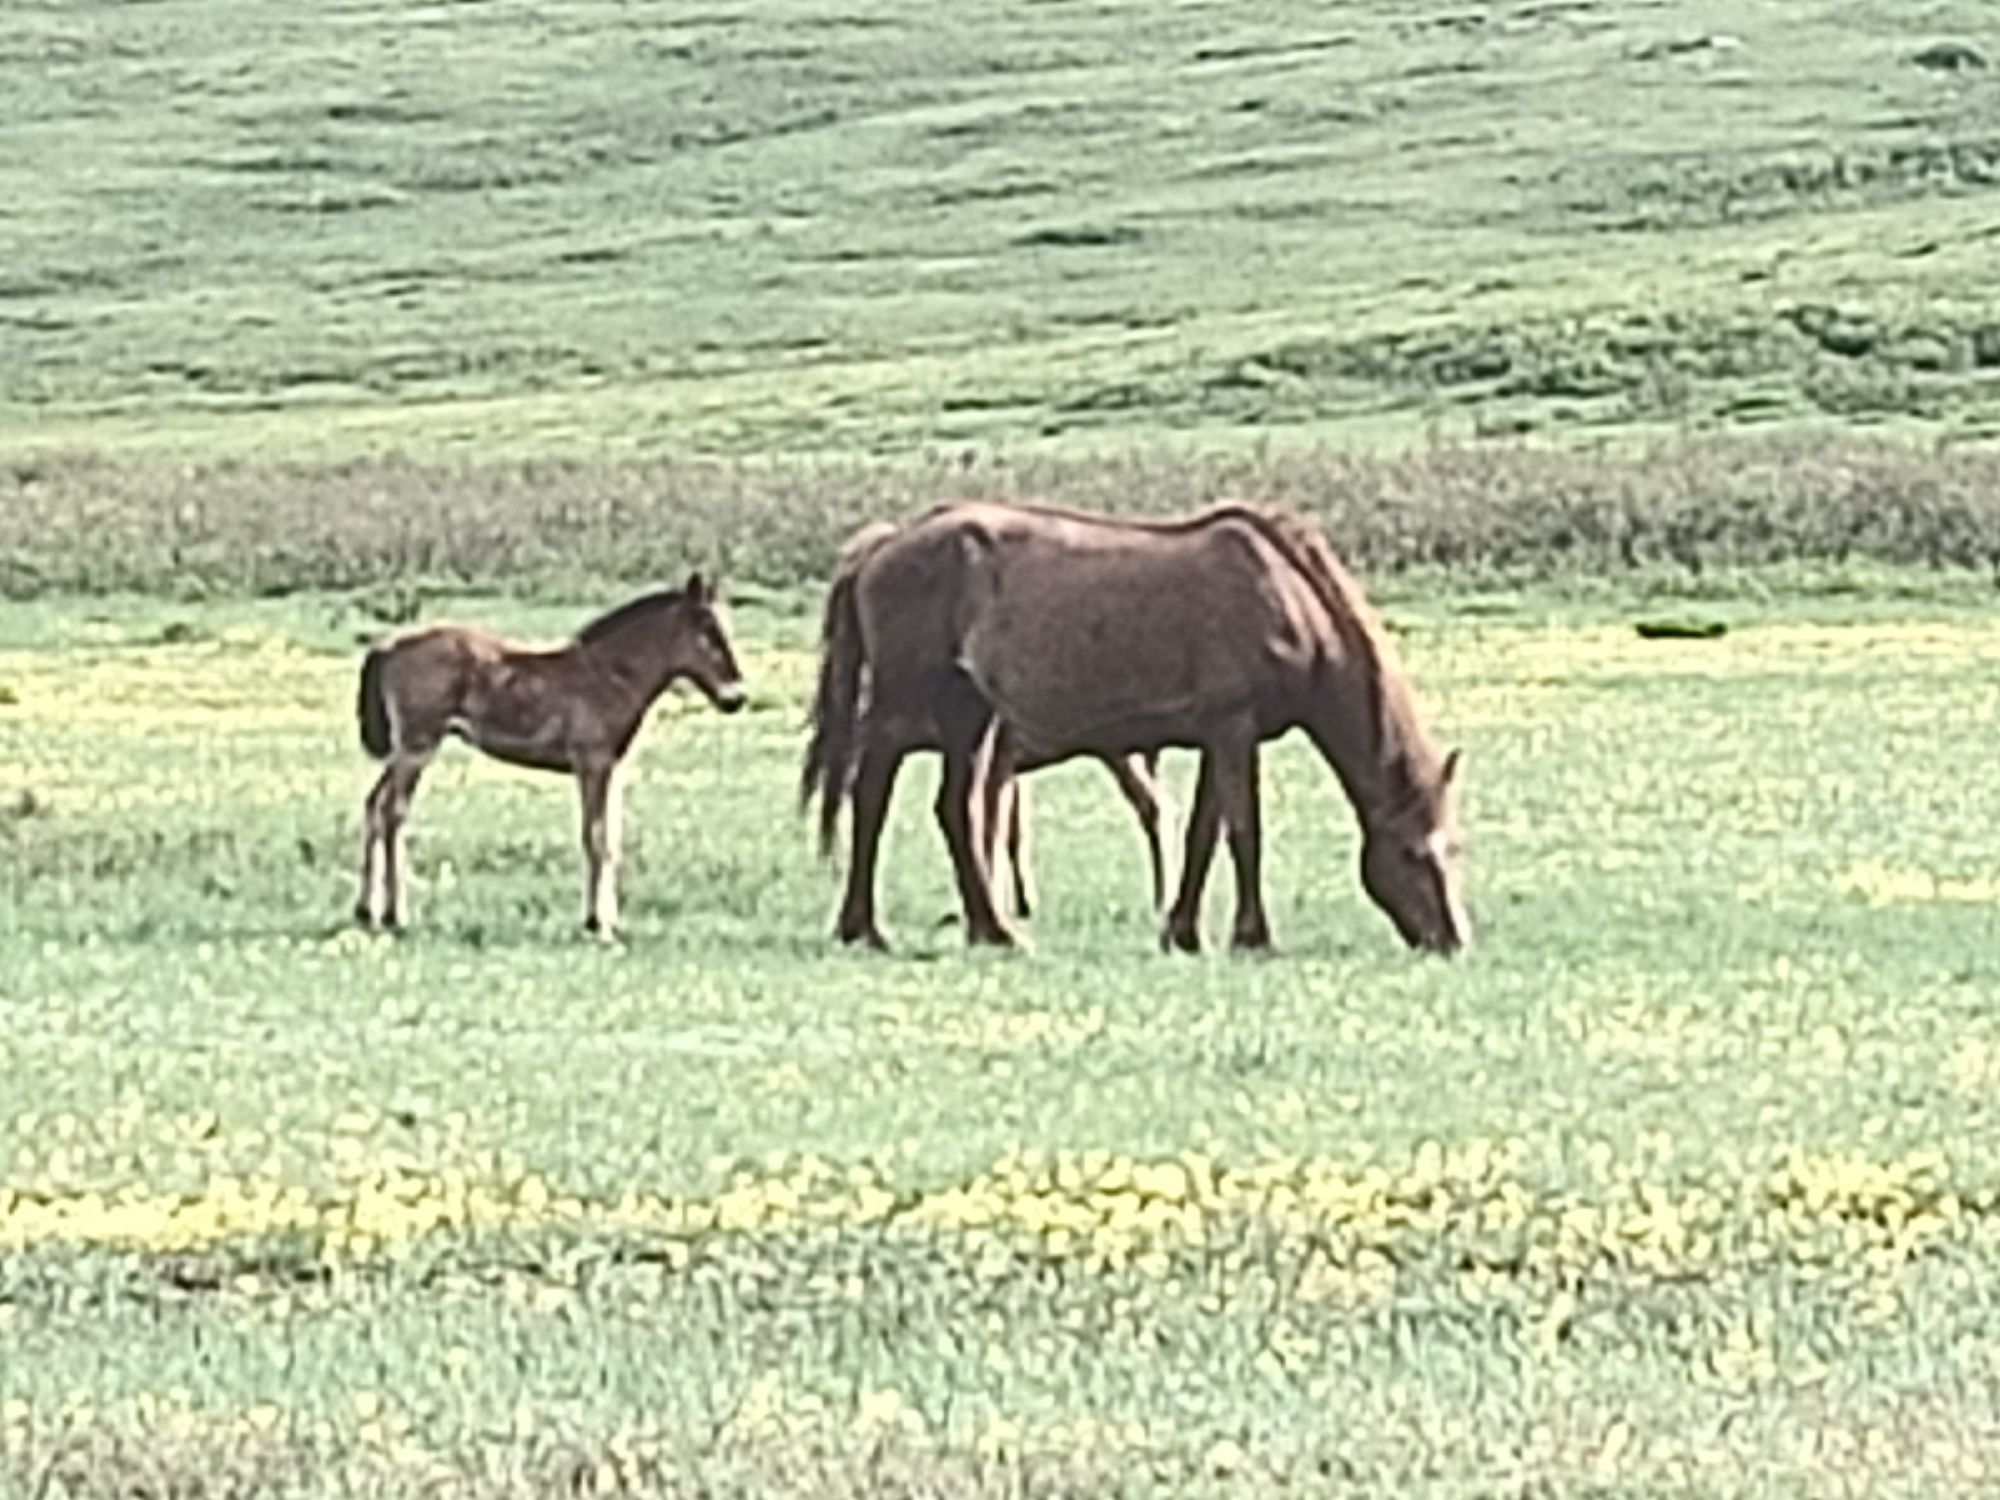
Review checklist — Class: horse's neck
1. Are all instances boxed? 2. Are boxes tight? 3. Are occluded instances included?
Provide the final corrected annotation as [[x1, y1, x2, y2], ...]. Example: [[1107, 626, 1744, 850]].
[[1303, 648, 1429, 829]]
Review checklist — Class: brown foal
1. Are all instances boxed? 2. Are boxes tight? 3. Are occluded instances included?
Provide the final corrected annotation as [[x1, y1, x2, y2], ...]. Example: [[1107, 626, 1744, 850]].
[[354, 574, 745, 936]]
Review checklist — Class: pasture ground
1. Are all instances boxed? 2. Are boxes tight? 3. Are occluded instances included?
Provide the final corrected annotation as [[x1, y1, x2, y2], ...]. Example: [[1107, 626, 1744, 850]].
[[3, 578, 1998, 1496]]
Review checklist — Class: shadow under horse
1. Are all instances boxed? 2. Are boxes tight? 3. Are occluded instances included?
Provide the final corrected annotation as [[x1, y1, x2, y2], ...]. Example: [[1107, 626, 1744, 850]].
[[802, 502, 1468, 955]]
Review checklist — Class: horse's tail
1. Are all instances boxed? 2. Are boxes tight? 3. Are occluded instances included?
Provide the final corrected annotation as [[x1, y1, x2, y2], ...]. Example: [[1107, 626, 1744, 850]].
[[801, 523, 896, 858], [356, 646, 393, 759]]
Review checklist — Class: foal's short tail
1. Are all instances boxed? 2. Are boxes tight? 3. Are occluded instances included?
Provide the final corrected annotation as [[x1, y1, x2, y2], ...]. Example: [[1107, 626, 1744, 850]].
[[356, 647, 393, 760], [801, 523, 894, 858]]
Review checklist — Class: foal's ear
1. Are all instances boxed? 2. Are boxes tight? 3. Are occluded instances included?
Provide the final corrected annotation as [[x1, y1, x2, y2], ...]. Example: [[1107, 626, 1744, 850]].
[[683, 570, 710, 604], [1441, 748, 1464, 787]]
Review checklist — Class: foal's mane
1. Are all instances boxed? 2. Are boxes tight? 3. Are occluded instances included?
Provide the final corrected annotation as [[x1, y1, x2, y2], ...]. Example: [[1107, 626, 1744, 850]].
[[575, 588, 688, 645]]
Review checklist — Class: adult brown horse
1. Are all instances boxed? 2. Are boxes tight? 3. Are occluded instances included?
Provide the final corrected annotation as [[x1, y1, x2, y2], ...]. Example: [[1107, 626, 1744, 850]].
[[804, 520, 1174, 919], [802, 502, 1468, 955], [355, 575, 745, 936]]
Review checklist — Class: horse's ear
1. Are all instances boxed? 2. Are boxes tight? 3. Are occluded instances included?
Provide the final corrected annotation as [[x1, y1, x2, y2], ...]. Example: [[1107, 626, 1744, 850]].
[[684, 570, 710, 603], [1441, 748, 1463, 787]]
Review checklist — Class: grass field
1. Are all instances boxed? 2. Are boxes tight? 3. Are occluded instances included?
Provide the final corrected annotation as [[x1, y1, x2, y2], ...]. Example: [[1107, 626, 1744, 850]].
[[4, 581, 1999, 1495], [7, 0, 2000, 1492], [7, 0, 2000, 457]]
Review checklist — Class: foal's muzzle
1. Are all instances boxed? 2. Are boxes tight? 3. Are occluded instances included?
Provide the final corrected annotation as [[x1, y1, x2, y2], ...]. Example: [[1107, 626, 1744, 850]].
[[713, 683, 748, 714]]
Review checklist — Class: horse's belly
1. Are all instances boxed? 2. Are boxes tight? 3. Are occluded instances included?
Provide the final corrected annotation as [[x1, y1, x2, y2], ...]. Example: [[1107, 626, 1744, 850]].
[[965, 557, 1249, 748], [453, 720, 573, 773]]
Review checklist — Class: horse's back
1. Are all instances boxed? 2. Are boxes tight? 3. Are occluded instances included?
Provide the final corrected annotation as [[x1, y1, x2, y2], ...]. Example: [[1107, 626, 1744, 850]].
[[864, 503, 1322, 750]]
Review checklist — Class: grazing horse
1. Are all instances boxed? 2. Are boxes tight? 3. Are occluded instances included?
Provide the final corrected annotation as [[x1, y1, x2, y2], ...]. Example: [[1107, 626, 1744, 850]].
[[802, 502, 1467, 955], [354, 574, 746, 936], [802, 521, 1175, 924]]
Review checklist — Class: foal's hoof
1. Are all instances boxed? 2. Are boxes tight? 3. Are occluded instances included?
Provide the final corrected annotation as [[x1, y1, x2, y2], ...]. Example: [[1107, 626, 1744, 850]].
[[1160, 922, 1202, 955], [1231, 926, 1274, 954], [583, 917, 622, 944]]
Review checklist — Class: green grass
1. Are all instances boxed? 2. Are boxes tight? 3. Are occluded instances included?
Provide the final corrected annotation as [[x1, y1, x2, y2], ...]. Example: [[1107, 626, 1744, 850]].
[[9, 0, 2000, 1490], [7, 0, 2000, 457], [3, 581, 1999, 1494]]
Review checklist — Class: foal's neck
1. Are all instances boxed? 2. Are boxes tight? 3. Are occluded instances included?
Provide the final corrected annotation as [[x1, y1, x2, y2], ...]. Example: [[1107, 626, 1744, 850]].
[[578, 614, 683, 704]]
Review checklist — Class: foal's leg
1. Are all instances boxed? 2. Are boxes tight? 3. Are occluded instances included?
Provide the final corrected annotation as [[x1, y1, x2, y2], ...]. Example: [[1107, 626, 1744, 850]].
[[357, 769, 388, 926], [1003, 773, 1034, 918], [368, 755, 430, 930], [577, 760, 622, 937], [980, 732, 1031, 919], [1161, 753, 1223, 954], [1108, 752, 1172, 911]]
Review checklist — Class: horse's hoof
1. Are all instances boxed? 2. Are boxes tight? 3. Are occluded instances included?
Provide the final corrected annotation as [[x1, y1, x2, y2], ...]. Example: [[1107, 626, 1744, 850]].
[[966, 922, 1022, 951], [352, 904, 375, 930], [1160, 923, 1202, 955], [838, 921, 891, 952], [1231, 927, 1274, 954]]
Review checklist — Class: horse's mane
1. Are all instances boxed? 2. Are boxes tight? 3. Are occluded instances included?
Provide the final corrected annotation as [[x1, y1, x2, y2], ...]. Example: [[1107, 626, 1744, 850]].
[[1201, 505, 1445, 793], [576, 588, 687, 644]]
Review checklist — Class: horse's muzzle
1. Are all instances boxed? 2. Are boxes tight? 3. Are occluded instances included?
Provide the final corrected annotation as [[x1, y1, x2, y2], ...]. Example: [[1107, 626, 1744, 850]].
[[714, 685, 749, 714]]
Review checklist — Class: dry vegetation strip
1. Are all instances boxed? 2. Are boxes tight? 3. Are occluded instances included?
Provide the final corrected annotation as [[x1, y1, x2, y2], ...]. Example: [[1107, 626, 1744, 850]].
[[5, 435, 2000, 601]]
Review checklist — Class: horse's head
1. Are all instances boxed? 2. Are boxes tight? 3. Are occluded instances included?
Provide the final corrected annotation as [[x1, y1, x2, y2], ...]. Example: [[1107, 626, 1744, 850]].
[[1359, 749, 1469, 955], [672, 572, 748, 713]]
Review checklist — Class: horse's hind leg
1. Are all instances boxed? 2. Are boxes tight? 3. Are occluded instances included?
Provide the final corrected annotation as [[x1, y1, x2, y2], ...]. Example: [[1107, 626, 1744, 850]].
[[577, 761, 622, 938], [836, 741, 903, 949], [934, 681, 1017, 948]]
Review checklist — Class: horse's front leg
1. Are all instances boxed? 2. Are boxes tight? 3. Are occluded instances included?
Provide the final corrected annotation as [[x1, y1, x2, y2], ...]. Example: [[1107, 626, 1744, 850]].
[[577, 761, 622, 938], [1211, 736, 1272, 952], [1161, 752, 1222, 953]]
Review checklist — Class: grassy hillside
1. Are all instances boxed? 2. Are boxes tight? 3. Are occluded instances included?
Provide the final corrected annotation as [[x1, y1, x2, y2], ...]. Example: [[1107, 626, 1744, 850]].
[[7, 0, 2000, 457]]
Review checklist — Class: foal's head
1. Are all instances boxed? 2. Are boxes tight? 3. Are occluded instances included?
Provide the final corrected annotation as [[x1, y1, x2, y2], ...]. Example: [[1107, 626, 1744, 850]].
[[665, 572, 748, 713], [1358, 749, 1470, 955]]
